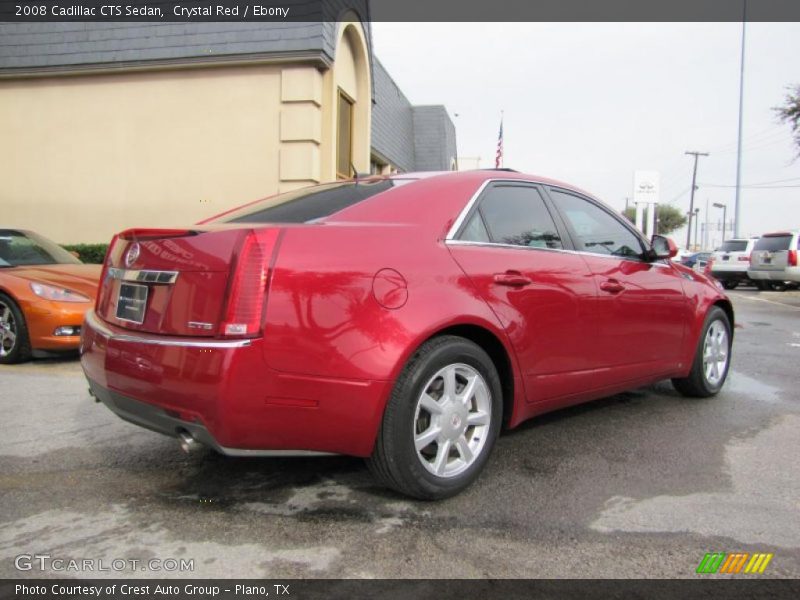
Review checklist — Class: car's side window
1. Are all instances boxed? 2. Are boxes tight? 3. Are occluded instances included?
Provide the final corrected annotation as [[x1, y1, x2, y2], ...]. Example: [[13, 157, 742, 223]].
[[460, 184, 563, 249], [460, 212, 491, 243], [548, 189, 644, 259]]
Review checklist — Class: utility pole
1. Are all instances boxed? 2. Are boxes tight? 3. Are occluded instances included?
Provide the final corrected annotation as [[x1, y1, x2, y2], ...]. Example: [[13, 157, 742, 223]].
[[685, 151, 709, 249], [734, 1, 747, 237], [713, 202, 728, 242]]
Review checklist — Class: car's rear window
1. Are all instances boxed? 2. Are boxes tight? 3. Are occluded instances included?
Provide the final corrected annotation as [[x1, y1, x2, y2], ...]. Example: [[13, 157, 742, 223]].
[[207, 179, 409, 224], [754, 235, 793, 252], [718, 240, 748, 252]]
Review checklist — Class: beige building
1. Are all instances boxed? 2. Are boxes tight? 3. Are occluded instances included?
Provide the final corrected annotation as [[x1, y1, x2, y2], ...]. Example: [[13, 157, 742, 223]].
[[0, 17, 456, 243]]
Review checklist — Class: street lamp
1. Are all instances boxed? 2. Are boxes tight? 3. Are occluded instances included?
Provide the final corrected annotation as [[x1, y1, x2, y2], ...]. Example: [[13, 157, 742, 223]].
[[693, 208, 701, 250], [713, 202, 727, 242]]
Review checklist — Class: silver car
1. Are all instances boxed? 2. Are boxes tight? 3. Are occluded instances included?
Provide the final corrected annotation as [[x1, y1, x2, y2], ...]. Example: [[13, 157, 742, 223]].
[[710, 238, 759, 290], [748, 231, 800, 290]]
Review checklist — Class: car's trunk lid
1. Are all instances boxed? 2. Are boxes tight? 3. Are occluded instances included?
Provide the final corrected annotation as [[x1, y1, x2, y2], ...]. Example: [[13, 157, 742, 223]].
[[95, 228, 258, 336]]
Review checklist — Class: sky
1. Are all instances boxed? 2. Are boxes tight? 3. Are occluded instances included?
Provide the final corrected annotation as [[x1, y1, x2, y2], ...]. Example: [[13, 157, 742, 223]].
[[372, 22, 800, 248]]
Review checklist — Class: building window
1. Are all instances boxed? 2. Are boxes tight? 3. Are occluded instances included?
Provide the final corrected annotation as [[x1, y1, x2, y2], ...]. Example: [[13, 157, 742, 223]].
[[337, 90, 354, 179]]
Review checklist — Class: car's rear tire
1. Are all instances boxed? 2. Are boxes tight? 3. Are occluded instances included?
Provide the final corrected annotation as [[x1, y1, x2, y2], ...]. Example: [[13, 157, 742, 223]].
[[722, 280, 738, 290], [754, 280, 770, 291], [672, 306, 732, 398], [0, 293, 32, 365], [367, 335, 503, 500]]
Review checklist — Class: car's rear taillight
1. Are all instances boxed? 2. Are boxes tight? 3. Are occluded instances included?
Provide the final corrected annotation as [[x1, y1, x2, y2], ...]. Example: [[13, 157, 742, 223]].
[[738, 255, 750, 262], [789, 250, 798, 267], [95, 234, 119, 312], [221, 229, 280, 337]]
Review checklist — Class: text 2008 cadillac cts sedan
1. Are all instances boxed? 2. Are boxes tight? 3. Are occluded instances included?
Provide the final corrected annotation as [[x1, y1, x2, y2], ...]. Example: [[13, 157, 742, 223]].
[[80, 170, 733, 499]]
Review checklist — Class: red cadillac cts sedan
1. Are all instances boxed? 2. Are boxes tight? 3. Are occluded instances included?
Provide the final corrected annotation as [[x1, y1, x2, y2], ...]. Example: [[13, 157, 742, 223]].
[[80, 170, 733, 499]]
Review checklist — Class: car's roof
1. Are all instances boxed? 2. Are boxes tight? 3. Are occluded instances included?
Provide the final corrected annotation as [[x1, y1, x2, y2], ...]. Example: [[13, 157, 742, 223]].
[[385, 169, 600, 200]]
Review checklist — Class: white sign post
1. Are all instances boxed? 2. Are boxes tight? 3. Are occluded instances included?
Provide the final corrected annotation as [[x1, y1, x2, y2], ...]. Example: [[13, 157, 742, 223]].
[[633, 170, 660, 237]]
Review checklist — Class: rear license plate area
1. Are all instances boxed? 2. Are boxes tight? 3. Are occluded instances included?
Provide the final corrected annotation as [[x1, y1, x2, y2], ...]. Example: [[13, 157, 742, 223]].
[[116, 283, 148, 324]]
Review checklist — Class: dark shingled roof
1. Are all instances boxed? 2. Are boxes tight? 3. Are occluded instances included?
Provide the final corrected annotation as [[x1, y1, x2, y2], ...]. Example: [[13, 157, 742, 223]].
[[0, 1, 370, 71]]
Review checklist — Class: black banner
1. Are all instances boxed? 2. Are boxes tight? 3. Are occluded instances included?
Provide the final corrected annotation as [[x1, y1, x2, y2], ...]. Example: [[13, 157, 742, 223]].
[[3, 579, 800, 600], [2, 0, 800, 22]]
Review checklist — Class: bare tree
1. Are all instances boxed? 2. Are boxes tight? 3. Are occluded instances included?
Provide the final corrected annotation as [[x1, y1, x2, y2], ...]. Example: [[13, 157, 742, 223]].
[[776, 84, 800, 156]]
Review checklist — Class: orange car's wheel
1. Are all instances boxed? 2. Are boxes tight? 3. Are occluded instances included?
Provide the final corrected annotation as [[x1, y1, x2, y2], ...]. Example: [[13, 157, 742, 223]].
[[0, 293, 32, 364]]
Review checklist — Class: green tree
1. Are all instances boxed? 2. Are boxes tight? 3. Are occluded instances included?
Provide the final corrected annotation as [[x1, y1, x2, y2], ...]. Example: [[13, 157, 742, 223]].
[[622, 204, 687, 236], [776, 84, 800, 155]]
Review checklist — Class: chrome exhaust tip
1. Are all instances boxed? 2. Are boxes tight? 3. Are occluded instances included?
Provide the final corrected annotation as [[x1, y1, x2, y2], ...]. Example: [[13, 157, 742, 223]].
[[178, 431, 201, 453]]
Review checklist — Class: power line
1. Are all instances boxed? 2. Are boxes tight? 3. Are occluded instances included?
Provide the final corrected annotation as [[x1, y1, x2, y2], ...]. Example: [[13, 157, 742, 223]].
[[663, 186, 692, 204], [707, 125, 785, 154], [699, 183, 800, 189], [699, 176, 800, 187]]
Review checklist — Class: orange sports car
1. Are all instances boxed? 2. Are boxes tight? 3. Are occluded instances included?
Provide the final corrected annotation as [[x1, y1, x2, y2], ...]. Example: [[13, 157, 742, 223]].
[[0, 229, 101, 364]]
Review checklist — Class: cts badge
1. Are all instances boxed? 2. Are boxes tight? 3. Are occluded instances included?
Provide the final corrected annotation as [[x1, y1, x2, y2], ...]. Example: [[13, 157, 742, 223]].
[[125, 243, 141, 268]]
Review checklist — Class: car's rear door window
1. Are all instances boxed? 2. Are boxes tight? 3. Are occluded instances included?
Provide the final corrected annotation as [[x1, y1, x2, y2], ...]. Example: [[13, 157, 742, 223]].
[[718, 240, 749, 252], [459, 184, 563, 249], [548, 189, 645, 259], [754, 235, 793, 252]]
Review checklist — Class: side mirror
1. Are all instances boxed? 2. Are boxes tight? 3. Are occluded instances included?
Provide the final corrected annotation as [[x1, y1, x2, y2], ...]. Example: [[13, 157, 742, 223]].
[[650, 235, 678, 260]]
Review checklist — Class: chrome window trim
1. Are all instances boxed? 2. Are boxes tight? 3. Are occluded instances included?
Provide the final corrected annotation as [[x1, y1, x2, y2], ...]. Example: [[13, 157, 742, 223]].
[[107, 267, 179, 284], [445, 178, 672, 268], [85, 310, 252, 348], [446, 177, 595, 242], [444, 179, 500, 242], [445, 239, 674, 268]]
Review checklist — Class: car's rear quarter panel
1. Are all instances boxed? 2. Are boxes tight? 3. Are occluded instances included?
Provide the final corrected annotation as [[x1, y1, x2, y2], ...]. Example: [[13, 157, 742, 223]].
[[263, 222, 516, 384]]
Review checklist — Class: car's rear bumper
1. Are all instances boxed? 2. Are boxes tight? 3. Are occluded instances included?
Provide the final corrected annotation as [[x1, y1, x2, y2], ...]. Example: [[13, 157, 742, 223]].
[[80, 310, 390, 457], [748, 269, 800, 282], [710, 269, 750, 282], [87, 380, 332, 456]]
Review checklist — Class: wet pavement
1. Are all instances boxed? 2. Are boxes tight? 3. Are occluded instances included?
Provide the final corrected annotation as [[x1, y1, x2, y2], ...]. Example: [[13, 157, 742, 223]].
[[1, 290, 799, 578]]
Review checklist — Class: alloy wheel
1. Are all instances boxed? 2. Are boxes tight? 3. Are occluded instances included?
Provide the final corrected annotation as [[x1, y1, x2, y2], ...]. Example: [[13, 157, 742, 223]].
[[703, 320, 729, 387], [0, 301, 17, 358], [413, 363, 492, 478]]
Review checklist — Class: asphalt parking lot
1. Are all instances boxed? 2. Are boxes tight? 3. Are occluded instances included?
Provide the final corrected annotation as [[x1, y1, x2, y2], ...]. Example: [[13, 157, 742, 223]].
[[1, 290, 799, 579]]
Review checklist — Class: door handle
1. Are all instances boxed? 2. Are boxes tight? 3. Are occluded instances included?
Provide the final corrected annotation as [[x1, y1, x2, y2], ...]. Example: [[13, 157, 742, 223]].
[[599, 279, 625, 294], [493, 271, 532, 287]]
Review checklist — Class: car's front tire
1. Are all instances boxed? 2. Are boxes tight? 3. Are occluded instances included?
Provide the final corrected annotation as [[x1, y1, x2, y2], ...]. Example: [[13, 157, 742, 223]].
[[672, 306, 732, 398], [367, 335, 503, 500], [0, 293, 32, 365]]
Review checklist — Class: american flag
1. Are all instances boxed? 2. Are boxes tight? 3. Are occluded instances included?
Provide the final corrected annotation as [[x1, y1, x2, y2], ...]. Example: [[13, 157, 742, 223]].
[[495, 116, 504, 168]]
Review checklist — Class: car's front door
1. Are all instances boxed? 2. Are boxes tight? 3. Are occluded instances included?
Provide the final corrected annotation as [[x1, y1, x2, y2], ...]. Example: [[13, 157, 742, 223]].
[[447, 181, 598, 403], [545, 187, 690, 381]]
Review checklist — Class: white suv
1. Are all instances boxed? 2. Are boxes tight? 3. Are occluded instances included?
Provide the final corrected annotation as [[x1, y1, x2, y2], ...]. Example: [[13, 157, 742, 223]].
[[748, 231, 800, 290], [710, 238, 759, 290]]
